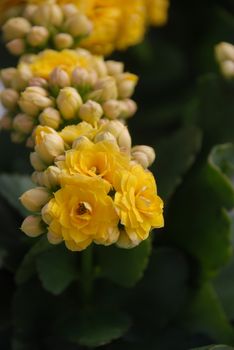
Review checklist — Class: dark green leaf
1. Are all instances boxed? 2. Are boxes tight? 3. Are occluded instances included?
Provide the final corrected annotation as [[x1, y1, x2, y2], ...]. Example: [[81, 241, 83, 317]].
[[190, 345, 234, 350], [97, 239, 151, 287], [36, 244, 78, 295]]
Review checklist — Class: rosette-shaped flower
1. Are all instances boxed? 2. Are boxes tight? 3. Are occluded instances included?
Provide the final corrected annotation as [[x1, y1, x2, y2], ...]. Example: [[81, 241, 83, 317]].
[[0, 49, 138, 144], [0, 0, 169, 56]]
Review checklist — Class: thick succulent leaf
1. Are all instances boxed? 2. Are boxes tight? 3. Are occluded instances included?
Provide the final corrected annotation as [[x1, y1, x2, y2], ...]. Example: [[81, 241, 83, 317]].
[[97, 239, 151, 288], [190, 345, 234, 350]]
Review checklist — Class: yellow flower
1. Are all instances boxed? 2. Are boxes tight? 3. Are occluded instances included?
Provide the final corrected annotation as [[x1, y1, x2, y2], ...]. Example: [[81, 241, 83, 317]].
[[114, 165, 164, 245], [57, 139, 130, 186], [27, 49, 96, 79], [45, 175, 119, 251], [145, 0, 169, 26], [59, 122, 95, 145]]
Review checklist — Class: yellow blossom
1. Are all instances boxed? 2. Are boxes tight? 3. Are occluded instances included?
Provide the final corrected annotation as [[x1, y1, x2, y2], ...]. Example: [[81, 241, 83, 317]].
[[114, 165, 164, 245], [57, 139, 130, 186], [59, 122, 95, 145], [45, 175, 119, 251]]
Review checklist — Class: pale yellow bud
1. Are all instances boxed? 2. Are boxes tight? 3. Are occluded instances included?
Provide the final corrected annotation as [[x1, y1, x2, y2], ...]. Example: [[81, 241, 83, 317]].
[[79, 100, 103, 124], [103, 120, 132, 150], [20, 187, 52, 212], [21, 215, 46, 237], [19, 87, 53, 117], [12, 64, 33, 91], [65, 12, 92, 37], [11, 131, 25, 143], [47, 230, 63, 244], [117, 73, 138, 99], [30, 151, 47, 171], [62, 4, 78, 18], [35, 126, 65, 164], [27, 26, 49, 47], [131, 145, 155, 168], [71, 67, 97, 89], [116, 229, 141, 249], [49, 67, 71, 93], [94, 131, 117, 144], [32, 166, 61, 189], [39, 107, 62, 129], [32, 3, 63, 28], [13, 113, 34, 134], [57, 87, 82, 120], [215, 42, 234, 63], [0, 114, 12, 130], [119, 99, 137, 119], [29, 77, 48, 89], [95, 226, 120, 246], [1, 89, 19, 110], [106, 60, 124, 76], [0, 68, 17, 88], [91, 77, 118, 102], [23, 4, 37, 21], [3, 17, 31, 41], [102, 100, 122, 120], [41, 203, 53, 225], [54, 33, 74, 50], [6, 39, 25, 56], [72, 136, 91, 149], [92, 56, 108, 77], [220, 61, 234, 79]]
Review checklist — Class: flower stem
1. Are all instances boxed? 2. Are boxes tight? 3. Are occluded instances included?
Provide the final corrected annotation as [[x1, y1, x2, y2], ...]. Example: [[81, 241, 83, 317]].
[[81, 244, 93, 304]]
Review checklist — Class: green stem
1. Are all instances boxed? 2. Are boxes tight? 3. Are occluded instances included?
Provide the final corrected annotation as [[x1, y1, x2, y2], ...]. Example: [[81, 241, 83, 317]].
[[81, 244, 93, 304]]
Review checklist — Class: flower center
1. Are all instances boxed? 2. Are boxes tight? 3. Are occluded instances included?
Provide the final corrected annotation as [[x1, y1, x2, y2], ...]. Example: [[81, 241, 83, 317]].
[[76, 201, 92, 216]]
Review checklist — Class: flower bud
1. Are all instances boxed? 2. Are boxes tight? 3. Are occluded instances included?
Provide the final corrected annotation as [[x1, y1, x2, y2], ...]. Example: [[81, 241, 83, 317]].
[[62, 4, 78, 18], [26, 26, 49, 47], [41, 203, 53, 225], [39, 107, 62, 129], [116, 229, 141, 249], [54, 33, 74, 50], [131, 145, 155, 168], [20, 187, 52, 212], [106, 60, 124, 76], [220, 61, 234, 79], [32, 3, 63, 27], [103, 120, 132, 150], [57, 87, 82, 120], [13, 113, 34, 134], [79, 100, 103, 124], [94, 131, 117, 144], [90, 77, 118, 102], [11, 131, 25, 143], [32, 166, 61, 189], [215, 42, 234, 63], [119, 99, 137, 118], [6, 38, 25, 56], [21, 215, 46, 237], [47, 230, 63, 244], [72, 136, 91, 149], [65, 12, 92, 37], [49, 67, 71, 94], [71, 67, 97, 89], [23, 4, 37, 21], [0, 114, 12, 130], [102, 100, 122, 119], [0, 68, 17, 87], [30, 151, 47, 171], [92, 56, 108, 77], [29, 77, 48, 89], [3, 17, 31, 41], [11, 64, 33, 91], [35, 126, 65, 164], [1, 89, 19, 110], [19, 87, 53, 117], [117, 73, 138, 98]]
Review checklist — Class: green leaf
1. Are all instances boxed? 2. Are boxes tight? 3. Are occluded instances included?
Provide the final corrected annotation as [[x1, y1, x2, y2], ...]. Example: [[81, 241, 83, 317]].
[[154, 126, 202, 201], [97, 239, 151, 288], [0, 174, 34, 216], [15, 236, 51, 284], [179, 283, 234, 344], [61, 308, 131, 348], [190, 345, 234, 350], [36, 244, 78, 295]]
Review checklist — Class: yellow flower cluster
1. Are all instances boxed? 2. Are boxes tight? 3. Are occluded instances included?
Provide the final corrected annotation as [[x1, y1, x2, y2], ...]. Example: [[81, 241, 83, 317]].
[[0, 49, 138, 145], [0, 0, 169, 56], [20, 123, 164, 250]]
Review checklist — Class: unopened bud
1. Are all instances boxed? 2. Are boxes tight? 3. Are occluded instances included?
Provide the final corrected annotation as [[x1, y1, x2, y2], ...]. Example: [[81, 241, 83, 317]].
[[49, 67, 71, 94], [119, 99, 137, 118], [62, 4, 78, 18], [35, 126, 65, 164], [79, 100, 103, 124], [32, 3, 63, 27], [19, 87, 53, 117], [27, 26, 49, 47], [71, 67, 97, 89], [23, 4, 37, 21], [11, 64, 33, 91], [32, 166, 61, 189], [39, 107, 62, 129], [94, 131, 117, 144], [20, 187, 52, 212], [103, 120, 132, 150], [0, 114, 12, 130], [92, 56, 108, 77], [13, 113, 34, 134], [54, 33, 74, 50], [72, 136, 91, 149], [29, 77, 48, 89], [11, 131, 25, 143], [65, 12, 92, 37], [1, 89, 19, 110], [215, 42, 234, 63], [21, 215, 46, 237], [102, 100, 122, 120], [47, 230, 63, 244], [106, 60, 124, 76], [6, 38, 25, 56], [3, 17, 31, 41], [131, 145, 155, 168], [30, 151, 47, 171], [116, 229, 141, 249], [1, 68, 17, 88], [117, 73, 138, 99], [41, 203, 53, 225], [220, 61, 234, 79], [90, 77, 118, 102], [57, 87, 82, 120]]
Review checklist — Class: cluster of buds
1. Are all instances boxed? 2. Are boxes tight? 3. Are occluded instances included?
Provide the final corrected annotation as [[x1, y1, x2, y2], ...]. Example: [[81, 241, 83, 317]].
[[20, 121, 162, 250], [2, 3, 92, 56], [215, 42, 234, 79], [0, 49, 138, 145]]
